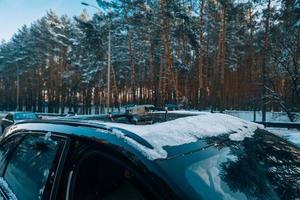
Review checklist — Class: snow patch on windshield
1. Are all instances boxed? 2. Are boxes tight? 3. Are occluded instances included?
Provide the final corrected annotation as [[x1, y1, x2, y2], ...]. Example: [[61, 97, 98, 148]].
[[0, 177, 17, 200], [100, 113, 263, 160]]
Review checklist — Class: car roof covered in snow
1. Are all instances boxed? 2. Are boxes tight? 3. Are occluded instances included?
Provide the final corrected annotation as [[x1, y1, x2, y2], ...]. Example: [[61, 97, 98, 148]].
[[97, 113, 264, 159], [4, 112, 263, 160]]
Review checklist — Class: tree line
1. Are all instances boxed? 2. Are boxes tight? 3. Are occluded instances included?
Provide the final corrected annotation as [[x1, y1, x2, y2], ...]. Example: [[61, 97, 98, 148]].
[[0, 0, 299, 119]]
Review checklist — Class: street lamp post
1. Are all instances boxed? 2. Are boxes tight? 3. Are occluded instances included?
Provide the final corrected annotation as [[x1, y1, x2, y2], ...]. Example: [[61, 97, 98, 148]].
[[81, 2, 111, 113]]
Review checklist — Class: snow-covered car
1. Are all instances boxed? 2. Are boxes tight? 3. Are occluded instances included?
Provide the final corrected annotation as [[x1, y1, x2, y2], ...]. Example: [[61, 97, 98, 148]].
[[0, 113, 299, 200], [1, 112, 38, 133]]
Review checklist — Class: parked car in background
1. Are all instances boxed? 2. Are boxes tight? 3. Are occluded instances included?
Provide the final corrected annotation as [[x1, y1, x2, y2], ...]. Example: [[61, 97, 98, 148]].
[[1, 112, 38, 133], [164, 104, 179, 111], [0, 112, 299, 199], [125, 104, 155, 115]]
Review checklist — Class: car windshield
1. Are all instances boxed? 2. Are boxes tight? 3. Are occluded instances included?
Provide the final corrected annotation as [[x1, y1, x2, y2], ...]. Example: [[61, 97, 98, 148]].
[[158, 130, 300, 200], [14, 113, 37, 120]]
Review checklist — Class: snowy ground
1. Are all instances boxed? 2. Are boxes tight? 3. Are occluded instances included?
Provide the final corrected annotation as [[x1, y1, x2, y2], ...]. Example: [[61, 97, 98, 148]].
[[266, 128, 300, 147], [0, 112, 6, 118], [224, 110, 299, 122], [226, 111, 300, 147]]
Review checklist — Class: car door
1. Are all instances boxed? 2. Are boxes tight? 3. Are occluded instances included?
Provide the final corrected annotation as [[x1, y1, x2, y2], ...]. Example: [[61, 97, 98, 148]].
[[0, 133, 25, 200], [0, 132, 68, 200], [61, 140, 168, 200]]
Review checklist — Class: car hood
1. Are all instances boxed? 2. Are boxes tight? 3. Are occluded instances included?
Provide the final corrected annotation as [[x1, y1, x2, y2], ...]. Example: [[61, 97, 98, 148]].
[[158, 129, 300, 200]]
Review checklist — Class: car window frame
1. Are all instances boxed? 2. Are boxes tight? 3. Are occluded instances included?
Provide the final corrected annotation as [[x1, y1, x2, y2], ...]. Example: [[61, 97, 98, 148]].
[[0, 131, 70, 200], [0, 132, 26, 176], [0, 133, 25, 200]]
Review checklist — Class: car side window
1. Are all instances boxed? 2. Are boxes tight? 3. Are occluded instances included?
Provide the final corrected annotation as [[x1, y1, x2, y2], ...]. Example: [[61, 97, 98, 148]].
[[2, 133, 65, 200], [0, 134, 24, 175], [71, 152, 154, 200]]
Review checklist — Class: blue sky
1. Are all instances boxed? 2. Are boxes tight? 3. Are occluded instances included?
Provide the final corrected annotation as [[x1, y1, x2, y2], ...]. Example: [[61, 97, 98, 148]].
[[0, 0, 97, 41]]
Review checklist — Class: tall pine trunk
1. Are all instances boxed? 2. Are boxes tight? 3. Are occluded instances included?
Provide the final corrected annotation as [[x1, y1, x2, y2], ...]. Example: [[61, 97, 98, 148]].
[[160, 0, 177, 103]]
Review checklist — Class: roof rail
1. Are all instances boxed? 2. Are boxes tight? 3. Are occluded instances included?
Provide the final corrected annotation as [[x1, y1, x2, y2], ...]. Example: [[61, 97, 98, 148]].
[[14, 119, 154, 149]]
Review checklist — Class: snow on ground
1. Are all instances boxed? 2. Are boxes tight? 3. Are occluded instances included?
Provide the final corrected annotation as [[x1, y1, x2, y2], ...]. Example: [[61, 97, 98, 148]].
[[154, 110, 299, 122], [99, 112, 263, 160], [0, 112, 6, 118], [267, 128, 300, 147], [224, 110, 299, 122]]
